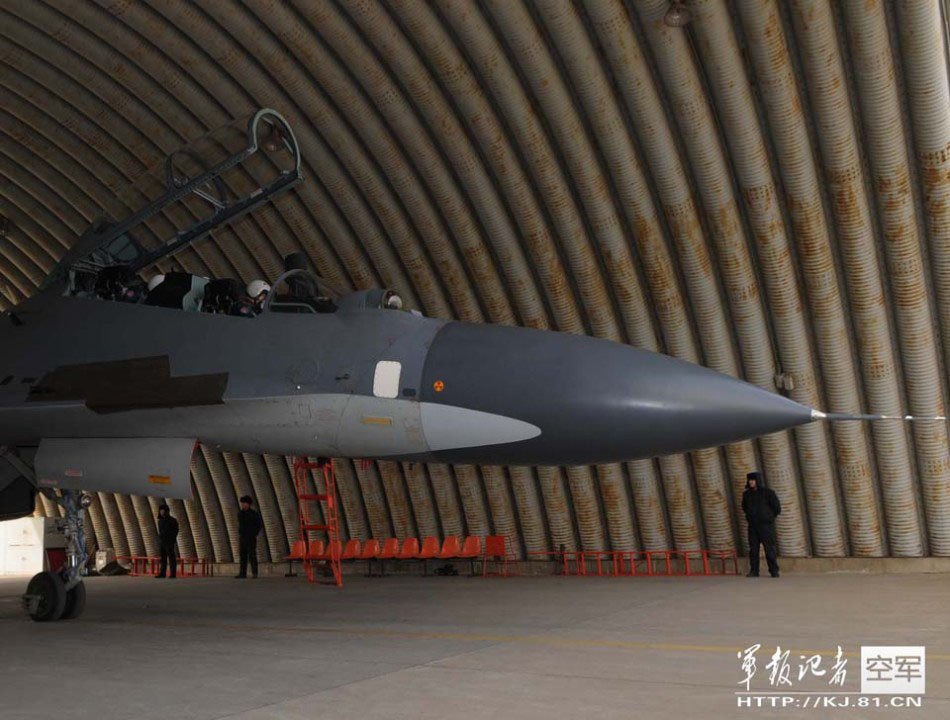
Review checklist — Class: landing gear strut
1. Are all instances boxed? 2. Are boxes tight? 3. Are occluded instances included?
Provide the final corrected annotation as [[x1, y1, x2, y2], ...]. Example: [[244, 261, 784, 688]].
[[20, 490, 91, 622], [1, 448, 90, 621]]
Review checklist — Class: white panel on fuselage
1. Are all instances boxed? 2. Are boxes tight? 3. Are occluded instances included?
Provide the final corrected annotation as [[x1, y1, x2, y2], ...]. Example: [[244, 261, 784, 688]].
[[372, 361, 402, 399]]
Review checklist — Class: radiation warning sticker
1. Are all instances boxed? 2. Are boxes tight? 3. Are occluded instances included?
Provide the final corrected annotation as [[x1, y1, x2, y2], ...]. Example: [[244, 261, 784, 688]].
[[433, 380, 445, 392]]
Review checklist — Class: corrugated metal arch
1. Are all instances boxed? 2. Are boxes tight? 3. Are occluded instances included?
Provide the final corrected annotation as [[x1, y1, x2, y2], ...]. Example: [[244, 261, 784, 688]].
[[3, 0, 950, 559]]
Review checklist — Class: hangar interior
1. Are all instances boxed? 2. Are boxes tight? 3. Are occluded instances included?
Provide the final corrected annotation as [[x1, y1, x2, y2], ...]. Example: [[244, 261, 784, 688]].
[[2, 0, 950, 718], [4, 0, 950, 565]]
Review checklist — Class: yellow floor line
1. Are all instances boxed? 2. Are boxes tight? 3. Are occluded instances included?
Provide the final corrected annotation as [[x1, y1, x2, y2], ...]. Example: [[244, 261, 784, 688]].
[[104, 619, 950, 661]]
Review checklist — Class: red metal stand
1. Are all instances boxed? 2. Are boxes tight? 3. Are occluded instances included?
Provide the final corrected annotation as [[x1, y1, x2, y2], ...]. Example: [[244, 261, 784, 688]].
[[118, 556, 214, 577], [293, 457, 342, 587], [481, 535, 521, 577]]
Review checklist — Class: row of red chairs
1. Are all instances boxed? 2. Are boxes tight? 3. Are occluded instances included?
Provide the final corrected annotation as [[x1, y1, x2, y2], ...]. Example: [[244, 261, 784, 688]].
[[286, 535, 484, 576]]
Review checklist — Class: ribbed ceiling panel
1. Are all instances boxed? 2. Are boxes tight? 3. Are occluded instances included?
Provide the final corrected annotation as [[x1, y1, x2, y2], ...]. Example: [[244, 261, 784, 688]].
[[5, 0, 950, 558]]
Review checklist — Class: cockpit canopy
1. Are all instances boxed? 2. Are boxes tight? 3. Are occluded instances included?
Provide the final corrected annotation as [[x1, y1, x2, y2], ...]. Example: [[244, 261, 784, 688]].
[[332, 288, 404, 313], [68, 261, 407, 320], [263, 272, 405, 315], [46, 109, 302, 290]]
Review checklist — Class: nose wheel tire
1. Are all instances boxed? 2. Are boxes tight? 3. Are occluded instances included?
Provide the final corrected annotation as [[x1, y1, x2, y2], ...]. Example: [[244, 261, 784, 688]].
[[61, 581, 87, 620], [25, 571, 67, 622]]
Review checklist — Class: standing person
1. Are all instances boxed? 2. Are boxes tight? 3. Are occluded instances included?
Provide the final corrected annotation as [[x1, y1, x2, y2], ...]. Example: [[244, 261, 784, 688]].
[[236, 495, 263, 579], [156, 505, 179, 579], [742, 471, 781, 578]]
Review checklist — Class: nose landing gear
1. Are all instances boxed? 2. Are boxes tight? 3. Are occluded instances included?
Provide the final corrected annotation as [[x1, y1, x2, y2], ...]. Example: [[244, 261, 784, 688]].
[[3, 443, 91, 622], [21, 489, 90, 621], [23, 570, 66, 621]]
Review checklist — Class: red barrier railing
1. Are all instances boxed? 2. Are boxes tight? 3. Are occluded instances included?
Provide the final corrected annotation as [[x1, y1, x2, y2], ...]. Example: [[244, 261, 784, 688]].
[[117, 556, 215, 577], [525, 548, 738, 577]]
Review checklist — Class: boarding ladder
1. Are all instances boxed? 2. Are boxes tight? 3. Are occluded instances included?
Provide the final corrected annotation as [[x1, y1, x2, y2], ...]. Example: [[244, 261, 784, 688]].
[[293, 457, 342, 587]]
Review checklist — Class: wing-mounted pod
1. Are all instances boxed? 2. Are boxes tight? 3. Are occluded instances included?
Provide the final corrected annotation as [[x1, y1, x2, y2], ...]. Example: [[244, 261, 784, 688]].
[[47, 108, 303, 291], [33, 438, 196, 500]]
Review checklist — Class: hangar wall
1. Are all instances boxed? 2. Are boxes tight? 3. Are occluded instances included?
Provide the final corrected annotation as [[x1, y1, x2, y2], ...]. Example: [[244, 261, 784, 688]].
[[4, 0, 950, 558]]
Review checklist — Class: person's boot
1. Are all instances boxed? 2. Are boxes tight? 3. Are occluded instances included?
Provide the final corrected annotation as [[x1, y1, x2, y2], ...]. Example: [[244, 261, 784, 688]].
[[746, 571, 759, 577], [154, 574, 165, 579], [234, 574, 246, 579], [770, 571, 780, 578]]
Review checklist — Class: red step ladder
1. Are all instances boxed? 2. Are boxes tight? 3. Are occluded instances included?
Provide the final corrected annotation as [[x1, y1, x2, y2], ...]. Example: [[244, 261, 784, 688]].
[[293, 457, 342, 587]]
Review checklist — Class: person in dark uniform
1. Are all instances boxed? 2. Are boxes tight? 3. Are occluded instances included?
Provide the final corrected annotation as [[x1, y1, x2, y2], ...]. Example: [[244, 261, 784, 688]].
[[742, 471, 781, 578], [156, 505, 179, 579], [236, 495, 263, 579]]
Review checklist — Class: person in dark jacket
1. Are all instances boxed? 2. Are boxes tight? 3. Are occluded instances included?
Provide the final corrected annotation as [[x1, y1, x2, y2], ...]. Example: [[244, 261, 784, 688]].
[[236, 495, 263, 579], [741, 471, 781, 578], [156, 504, 179, 579]]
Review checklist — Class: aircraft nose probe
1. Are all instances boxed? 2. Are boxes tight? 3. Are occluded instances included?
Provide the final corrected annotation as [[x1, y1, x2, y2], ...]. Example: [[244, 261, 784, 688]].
[[811, 409, 948, 422]]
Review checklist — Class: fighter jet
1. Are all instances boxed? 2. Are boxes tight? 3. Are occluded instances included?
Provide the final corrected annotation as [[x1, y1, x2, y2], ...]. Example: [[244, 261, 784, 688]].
[[0, 109, 939, 621]]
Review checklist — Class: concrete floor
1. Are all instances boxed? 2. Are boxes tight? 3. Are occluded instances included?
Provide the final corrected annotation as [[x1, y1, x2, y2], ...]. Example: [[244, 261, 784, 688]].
[[0, 571, 948, 719]]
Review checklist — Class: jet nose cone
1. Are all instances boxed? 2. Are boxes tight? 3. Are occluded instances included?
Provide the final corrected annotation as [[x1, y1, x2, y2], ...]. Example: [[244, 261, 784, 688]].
[[420, 323, 813, 465]]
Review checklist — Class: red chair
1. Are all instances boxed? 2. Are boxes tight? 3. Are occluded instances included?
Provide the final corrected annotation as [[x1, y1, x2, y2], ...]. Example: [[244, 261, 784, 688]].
[[320, 539, 343, 561], [418, 536, 440, 575], [378, 538, 399, 559], [285, 539, 307, 577], [377, 538, 400, 576], [459, 536, 481, 558], [360, 538, 381, 576], [460, 535, 481, 576], [395, 537, 420, 574], [438, 536, 461, 559], [483, 535, 510, 577], [397, 537, 420, 560], [342, 539, 362, 561], [306, 540, 325, 560], [360, 538, 381, 559]]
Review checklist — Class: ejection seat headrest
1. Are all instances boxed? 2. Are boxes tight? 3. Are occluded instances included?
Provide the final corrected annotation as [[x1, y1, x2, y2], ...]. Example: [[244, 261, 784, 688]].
[[144, 271, 194, 309]]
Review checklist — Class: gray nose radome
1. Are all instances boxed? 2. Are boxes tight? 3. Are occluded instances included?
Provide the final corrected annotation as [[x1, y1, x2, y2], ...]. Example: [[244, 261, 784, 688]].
[[419, 322, 814, 465]]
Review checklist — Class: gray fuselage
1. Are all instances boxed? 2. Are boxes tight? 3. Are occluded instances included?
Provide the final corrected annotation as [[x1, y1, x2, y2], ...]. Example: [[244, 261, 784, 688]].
[[0, 290, 817, 466]]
